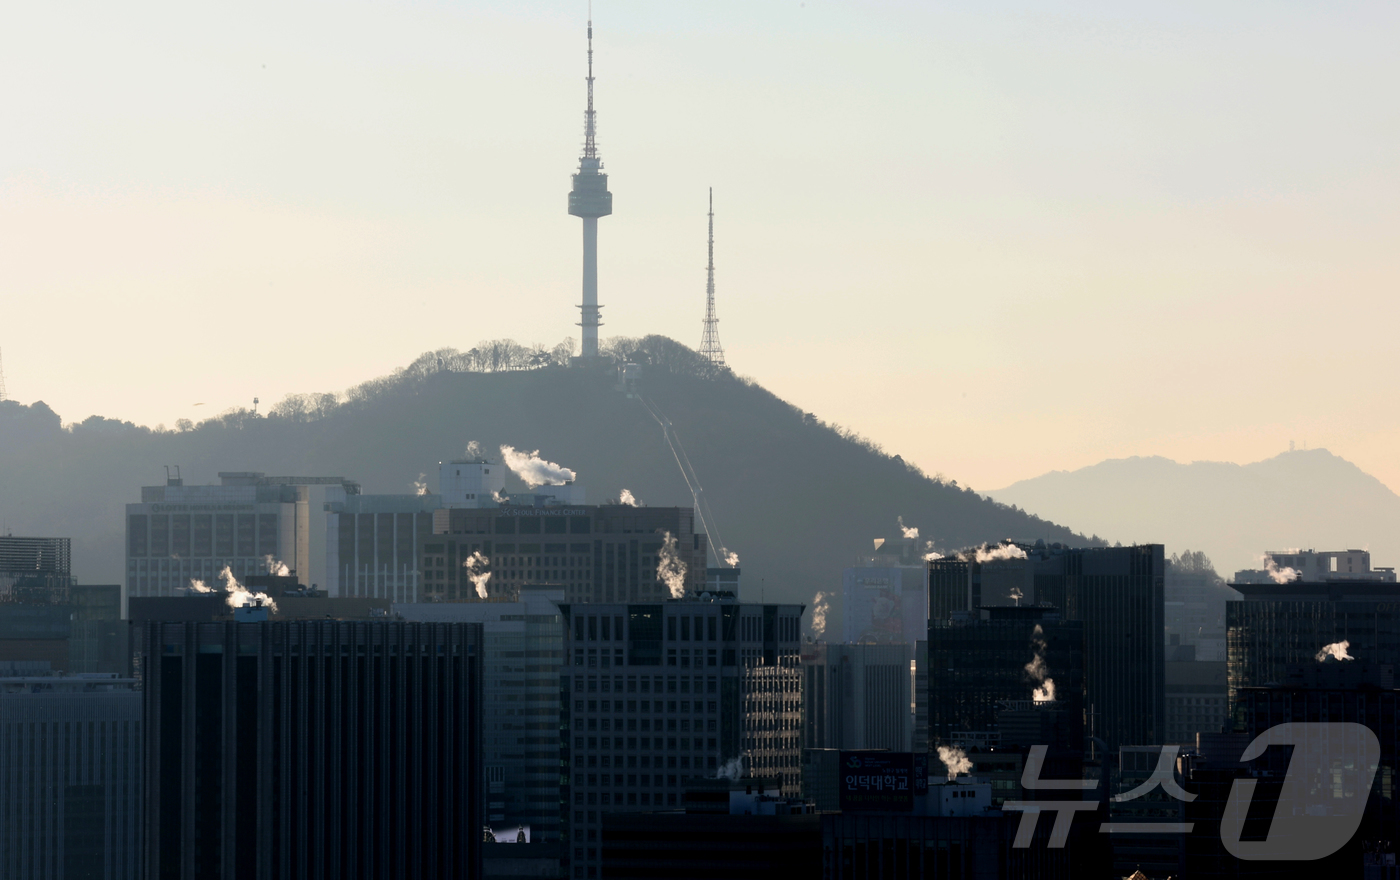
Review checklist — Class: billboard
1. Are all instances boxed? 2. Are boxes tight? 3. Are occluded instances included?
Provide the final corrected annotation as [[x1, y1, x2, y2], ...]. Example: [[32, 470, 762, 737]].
[[838, 751, 927, 812], [842, 566, 928, 644]]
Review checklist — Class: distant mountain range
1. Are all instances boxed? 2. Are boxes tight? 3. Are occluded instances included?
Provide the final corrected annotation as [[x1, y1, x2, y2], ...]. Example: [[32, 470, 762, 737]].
[[989, 449, 1400, 575], [0, 336, 1089, 635]]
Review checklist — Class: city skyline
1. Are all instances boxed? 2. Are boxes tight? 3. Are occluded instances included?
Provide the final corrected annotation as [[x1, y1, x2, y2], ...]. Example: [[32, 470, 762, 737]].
[[2, 1, 1397, 499]]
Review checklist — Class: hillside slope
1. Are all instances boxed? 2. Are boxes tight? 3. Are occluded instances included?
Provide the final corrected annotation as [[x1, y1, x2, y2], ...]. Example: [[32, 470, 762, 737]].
[[0, 341, 1088, 631], [989, 449, 1400, 574]]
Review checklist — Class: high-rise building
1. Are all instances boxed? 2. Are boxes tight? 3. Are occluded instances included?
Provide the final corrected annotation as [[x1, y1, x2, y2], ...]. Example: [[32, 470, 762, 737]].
[[139, 619, 483, 879], [801, 642, 912, 752], [0, 535, 71, 592], [566, 17, 612, 359], [928, 543, 1166, 752], [324, 493, 439, 600], [0, 674, 142, 879], [1164, 660, 1227, 747], [1226, 575, 1400, 706], [421, 504, 708, 603], [927, 606, 1084, 754], [558, 596, 805, 880], [396, 587, 566, 843], [126, 471, 359, 598]]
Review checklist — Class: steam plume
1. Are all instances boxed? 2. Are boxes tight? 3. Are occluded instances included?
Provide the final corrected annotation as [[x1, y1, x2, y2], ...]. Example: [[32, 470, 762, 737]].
[[464, 440, 482, 459], [924, 540, 944, 562], [810, 591, 830, 638], [898, 516, 919, 540], [714, 757, 744, 781], [723, 550, 740, 567], [462, 551, 492, 599], [937, 745, 972, 780], [412, 473, 429, 496], [219, 566, 278, 613], [188, 578, 213, 593], [263, 555, 290, 577], [656, 531, 688, 599], [1009, 587, 1023, 606], [1264, 556, 1300, 584], [1025, 624, 1055, 703], [618, 489, 639, 506], [974, 542, 1027, 563], [500, 445, 576, 488], [1316, 640, 1354, 662]]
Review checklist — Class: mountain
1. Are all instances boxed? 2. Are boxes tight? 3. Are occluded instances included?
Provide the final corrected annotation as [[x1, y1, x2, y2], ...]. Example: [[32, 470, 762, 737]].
[[988, 449, 1400, 575], [0, 336, 1088, 633]]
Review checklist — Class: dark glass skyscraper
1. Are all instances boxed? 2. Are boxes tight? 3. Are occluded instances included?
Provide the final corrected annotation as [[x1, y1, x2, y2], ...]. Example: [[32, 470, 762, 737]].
[[140, 619, 483, 879]]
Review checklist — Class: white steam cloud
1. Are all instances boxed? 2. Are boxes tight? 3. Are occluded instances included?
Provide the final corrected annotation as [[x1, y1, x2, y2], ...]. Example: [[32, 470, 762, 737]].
[[220, 566, 279, 613], [463, 551, 492, 599], [188, 578, 213, 593], [500, 445, 576, 488], [1025, 624, 1055, 703], [464, 440, 482, 459], [924, 540, 944, 562], [714, 757, 744, 781], [973, 542, 1028, 563], [1316, 640, 1354, 662], [618, 489, 639, 506], [1009, 587, 1023, 606], [810, 591, 830, 638], [263, 555, 290, 577], [656, 531, 688, 599], [723, 550, 740, 567], [937, 745, 972, 780], [413, 473, 429, 496], [1264, 556, 1300, 584], [898, 516, 919, 540]]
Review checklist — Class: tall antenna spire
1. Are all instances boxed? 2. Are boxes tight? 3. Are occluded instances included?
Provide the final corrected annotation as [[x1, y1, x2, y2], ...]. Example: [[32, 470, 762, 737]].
[[699, 189, 726, 367], [584, 10, 596, 159]]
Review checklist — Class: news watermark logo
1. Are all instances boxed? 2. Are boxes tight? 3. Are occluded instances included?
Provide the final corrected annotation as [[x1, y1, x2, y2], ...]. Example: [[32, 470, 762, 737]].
[[1003, 722, 1381, 860]]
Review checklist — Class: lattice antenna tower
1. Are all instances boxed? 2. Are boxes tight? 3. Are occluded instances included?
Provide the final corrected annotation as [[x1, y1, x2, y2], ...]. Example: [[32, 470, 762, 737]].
[[698, 189, 726, 367]]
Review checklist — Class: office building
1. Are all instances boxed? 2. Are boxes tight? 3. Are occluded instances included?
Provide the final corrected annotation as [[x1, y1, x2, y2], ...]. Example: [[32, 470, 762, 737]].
[[324, 493, 438, 600], [913, 639, 928, 756], [0, 582, 125, 674], [929, 543, 1166, 752], [801, 641, 912, 752], [1164, 660, 1227, 747], [139, 619, 483, 879], [397, 587, 566, 843], [0, 535, 71, 592], [1234, 548, 1396, 584], [0, 674, 142, 879], [423, 504, 708, 603], [125, 471, 359, 598], [1226, 576, 1400, 705], [1106, 746, 1187, 879], [928, 606, 1084, 754], [1165, 555, 1237, 662], [842, 536, 928, 644], [559, 596, 805, 879]]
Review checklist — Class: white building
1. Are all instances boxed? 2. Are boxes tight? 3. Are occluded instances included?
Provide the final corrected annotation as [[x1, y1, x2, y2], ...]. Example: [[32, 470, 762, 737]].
[[125, 472, 357, 599], [1234, 549, 1396, 584], [324, 493, 440, 600]]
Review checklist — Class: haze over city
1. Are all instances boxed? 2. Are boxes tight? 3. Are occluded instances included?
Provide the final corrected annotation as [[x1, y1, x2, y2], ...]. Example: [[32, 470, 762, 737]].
[[3, 0, 1397, 495]]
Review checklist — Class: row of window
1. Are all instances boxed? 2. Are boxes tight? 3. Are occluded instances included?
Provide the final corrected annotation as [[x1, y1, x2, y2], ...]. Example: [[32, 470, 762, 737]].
[[574, 699, 715, 714], [581, 717, 718, 733], [574, 648, 722, 668], [575, 753, 712, 770], [572, 736, 716, 752], [570, 675, 715, 694]]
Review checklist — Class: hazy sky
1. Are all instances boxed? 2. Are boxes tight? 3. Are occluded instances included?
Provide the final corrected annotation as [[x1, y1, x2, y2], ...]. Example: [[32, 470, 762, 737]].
[[3, 1, 1397, 496]]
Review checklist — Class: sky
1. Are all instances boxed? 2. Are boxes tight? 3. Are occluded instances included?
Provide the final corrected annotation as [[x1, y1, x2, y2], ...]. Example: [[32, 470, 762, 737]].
[[2, 1, 1397, 496]]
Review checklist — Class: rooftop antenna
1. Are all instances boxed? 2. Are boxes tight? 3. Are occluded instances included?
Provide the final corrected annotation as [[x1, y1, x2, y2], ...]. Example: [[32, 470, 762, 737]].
[[567, 2, 613, 358], [698, 189, 726, 367]]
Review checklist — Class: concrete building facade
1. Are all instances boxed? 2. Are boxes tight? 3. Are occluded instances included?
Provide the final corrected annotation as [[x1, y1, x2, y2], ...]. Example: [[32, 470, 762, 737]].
[[126, 472, 358, 599], [801, 642, 912, 753], [324, 493, 438, 601], [139, 619, 483, 879], [396, 587, 566, 843], [0, 675, 142, 880], [558, 596, 804, 879]]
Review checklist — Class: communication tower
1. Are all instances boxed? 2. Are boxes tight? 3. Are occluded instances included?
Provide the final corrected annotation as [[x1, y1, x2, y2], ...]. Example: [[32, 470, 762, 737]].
[[567, 15, 613, 358], [698, 189, 726, 367]]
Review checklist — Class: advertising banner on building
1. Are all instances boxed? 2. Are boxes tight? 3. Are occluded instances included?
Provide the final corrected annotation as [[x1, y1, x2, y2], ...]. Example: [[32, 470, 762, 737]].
[[838, 751, 919, 812]]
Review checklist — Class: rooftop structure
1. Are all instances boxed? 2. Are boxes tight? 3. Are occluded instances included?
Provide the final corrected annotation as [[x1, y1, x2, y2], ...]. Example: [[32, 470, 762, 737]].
[[1233, 548, 1396, 584]]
